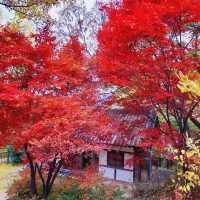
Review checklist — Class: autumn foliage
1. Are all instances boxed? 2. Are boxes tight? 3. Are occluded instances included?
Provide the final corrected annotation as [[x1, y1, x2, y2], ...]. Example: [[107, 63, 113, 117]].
[[0, 26, 86, 146], [97, 0, 200, 150], [0, 25, 114, 198], [1, 0, 200, 199]]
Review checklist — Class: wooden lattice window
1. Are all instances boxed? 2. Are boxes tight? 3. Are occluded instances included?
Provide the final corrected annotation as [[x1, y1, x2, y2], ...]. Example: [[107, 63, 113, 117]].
[[107, 150, 124, 168]]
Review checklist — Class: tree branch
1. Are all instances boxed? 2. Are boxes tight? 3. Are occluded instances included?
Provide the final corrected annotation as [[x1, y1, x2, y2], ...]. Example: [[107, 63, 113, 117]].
[[190, 116, 200, 129], [0, 2, 36, 8], [183, 99, 200, 133]]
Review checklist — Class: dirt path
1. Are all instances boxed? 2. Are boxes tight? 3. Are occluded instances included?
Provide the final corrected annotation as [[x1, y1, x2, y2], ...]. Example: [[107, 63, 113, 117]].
[[0, 164, 22, 200]]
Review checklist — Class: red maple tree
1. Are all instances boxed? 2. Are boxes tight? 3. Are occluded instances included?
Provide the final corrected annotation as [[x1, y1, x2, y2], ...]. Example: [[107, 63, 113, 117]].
[[96, 0, 200, 151], [0, 26, 113, 198]]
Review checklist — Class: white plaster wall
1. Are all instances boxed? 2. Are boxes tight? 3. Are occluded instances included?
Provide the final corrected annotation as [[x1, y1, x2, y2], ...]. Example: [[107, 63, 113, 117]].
[[99, 150, 107, 166], [116, 169, 133, 183], [124, 153, 134, 170], [99, 166, 115, 179]]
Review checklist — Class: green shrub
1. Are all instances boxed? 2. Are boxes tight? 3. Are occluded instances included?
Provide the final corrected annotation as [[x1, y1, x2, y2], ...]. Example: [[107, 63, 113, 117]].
[[86, 184, 130, 200], [56, 183, 84, 200], [6, 145, 22, 164], [112, 189, 130, 200]]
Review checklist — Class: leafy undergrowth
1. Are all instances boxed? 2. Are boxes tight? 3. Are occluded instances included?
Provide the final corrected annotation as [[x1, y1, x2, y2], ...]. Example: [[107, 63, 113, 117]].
[[133, 180, 199, 200], [8, 170, 131, 200], [8, 167, 199, 200], [7, 176, 178, 200], [0, 164, 21, 193], [8, 172, 199, 200], [134, 180, 175, 200]]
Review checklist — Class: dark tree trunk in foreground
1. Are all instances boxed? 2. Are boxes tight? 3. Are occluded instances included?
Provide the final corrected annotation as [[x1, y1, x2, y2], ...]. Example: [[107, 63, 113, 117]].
[[36, 157, 63, 199], [24, 145, 37, 195]]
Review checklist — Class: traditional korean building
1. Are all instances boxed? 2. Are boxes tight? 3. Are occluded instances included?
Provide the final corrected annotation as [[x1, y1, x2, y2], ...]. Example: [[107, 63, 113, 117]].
[[70, 108, 158, 183], [97, 108, 157, 183]]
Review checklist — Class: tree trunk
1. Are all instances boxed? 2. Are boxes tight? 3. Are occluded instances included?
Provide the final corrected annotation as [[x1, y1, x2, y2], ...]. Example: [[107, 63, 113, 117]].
[[24, 145, 37, 195], [43, 160, 63, 199], [36, 163, 46, 195]]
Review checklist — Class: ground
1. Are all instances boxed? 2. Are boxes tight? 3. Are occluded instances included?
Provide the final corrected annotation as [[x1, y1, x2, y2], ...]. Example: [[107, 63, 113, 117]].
[[0, 164, 22, 200]]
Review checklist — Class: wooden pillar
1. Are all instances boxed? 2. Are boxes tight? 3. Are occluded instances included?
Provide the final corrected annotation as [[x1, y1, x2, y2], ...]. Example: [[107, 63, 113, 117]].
[[138, 163, 141, 182], [114, 168, 117, 180], [133, 167, 136, 181], [147, 158, 152, 181]]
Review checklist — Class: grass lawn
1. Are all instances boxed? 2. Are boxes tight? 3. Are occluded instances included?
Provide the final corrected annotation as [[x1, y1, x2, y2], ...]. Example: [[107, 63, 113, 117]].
[[0, 164, 22, 193]]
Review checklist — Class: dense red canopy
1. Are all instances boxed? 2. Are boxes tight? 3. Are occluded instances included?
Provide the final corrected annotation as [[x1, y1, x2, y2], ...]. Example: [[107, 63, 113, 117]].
[[96, 0, 200, 149], [0, 26, 114, 162]]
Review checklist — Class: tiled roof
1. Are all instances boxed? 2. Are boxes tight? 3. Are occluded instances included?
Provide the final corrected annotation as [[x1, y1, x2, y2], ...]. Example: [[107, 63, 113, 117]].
[[77, 109, 157, 147], [97, 109, 156, 147]]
